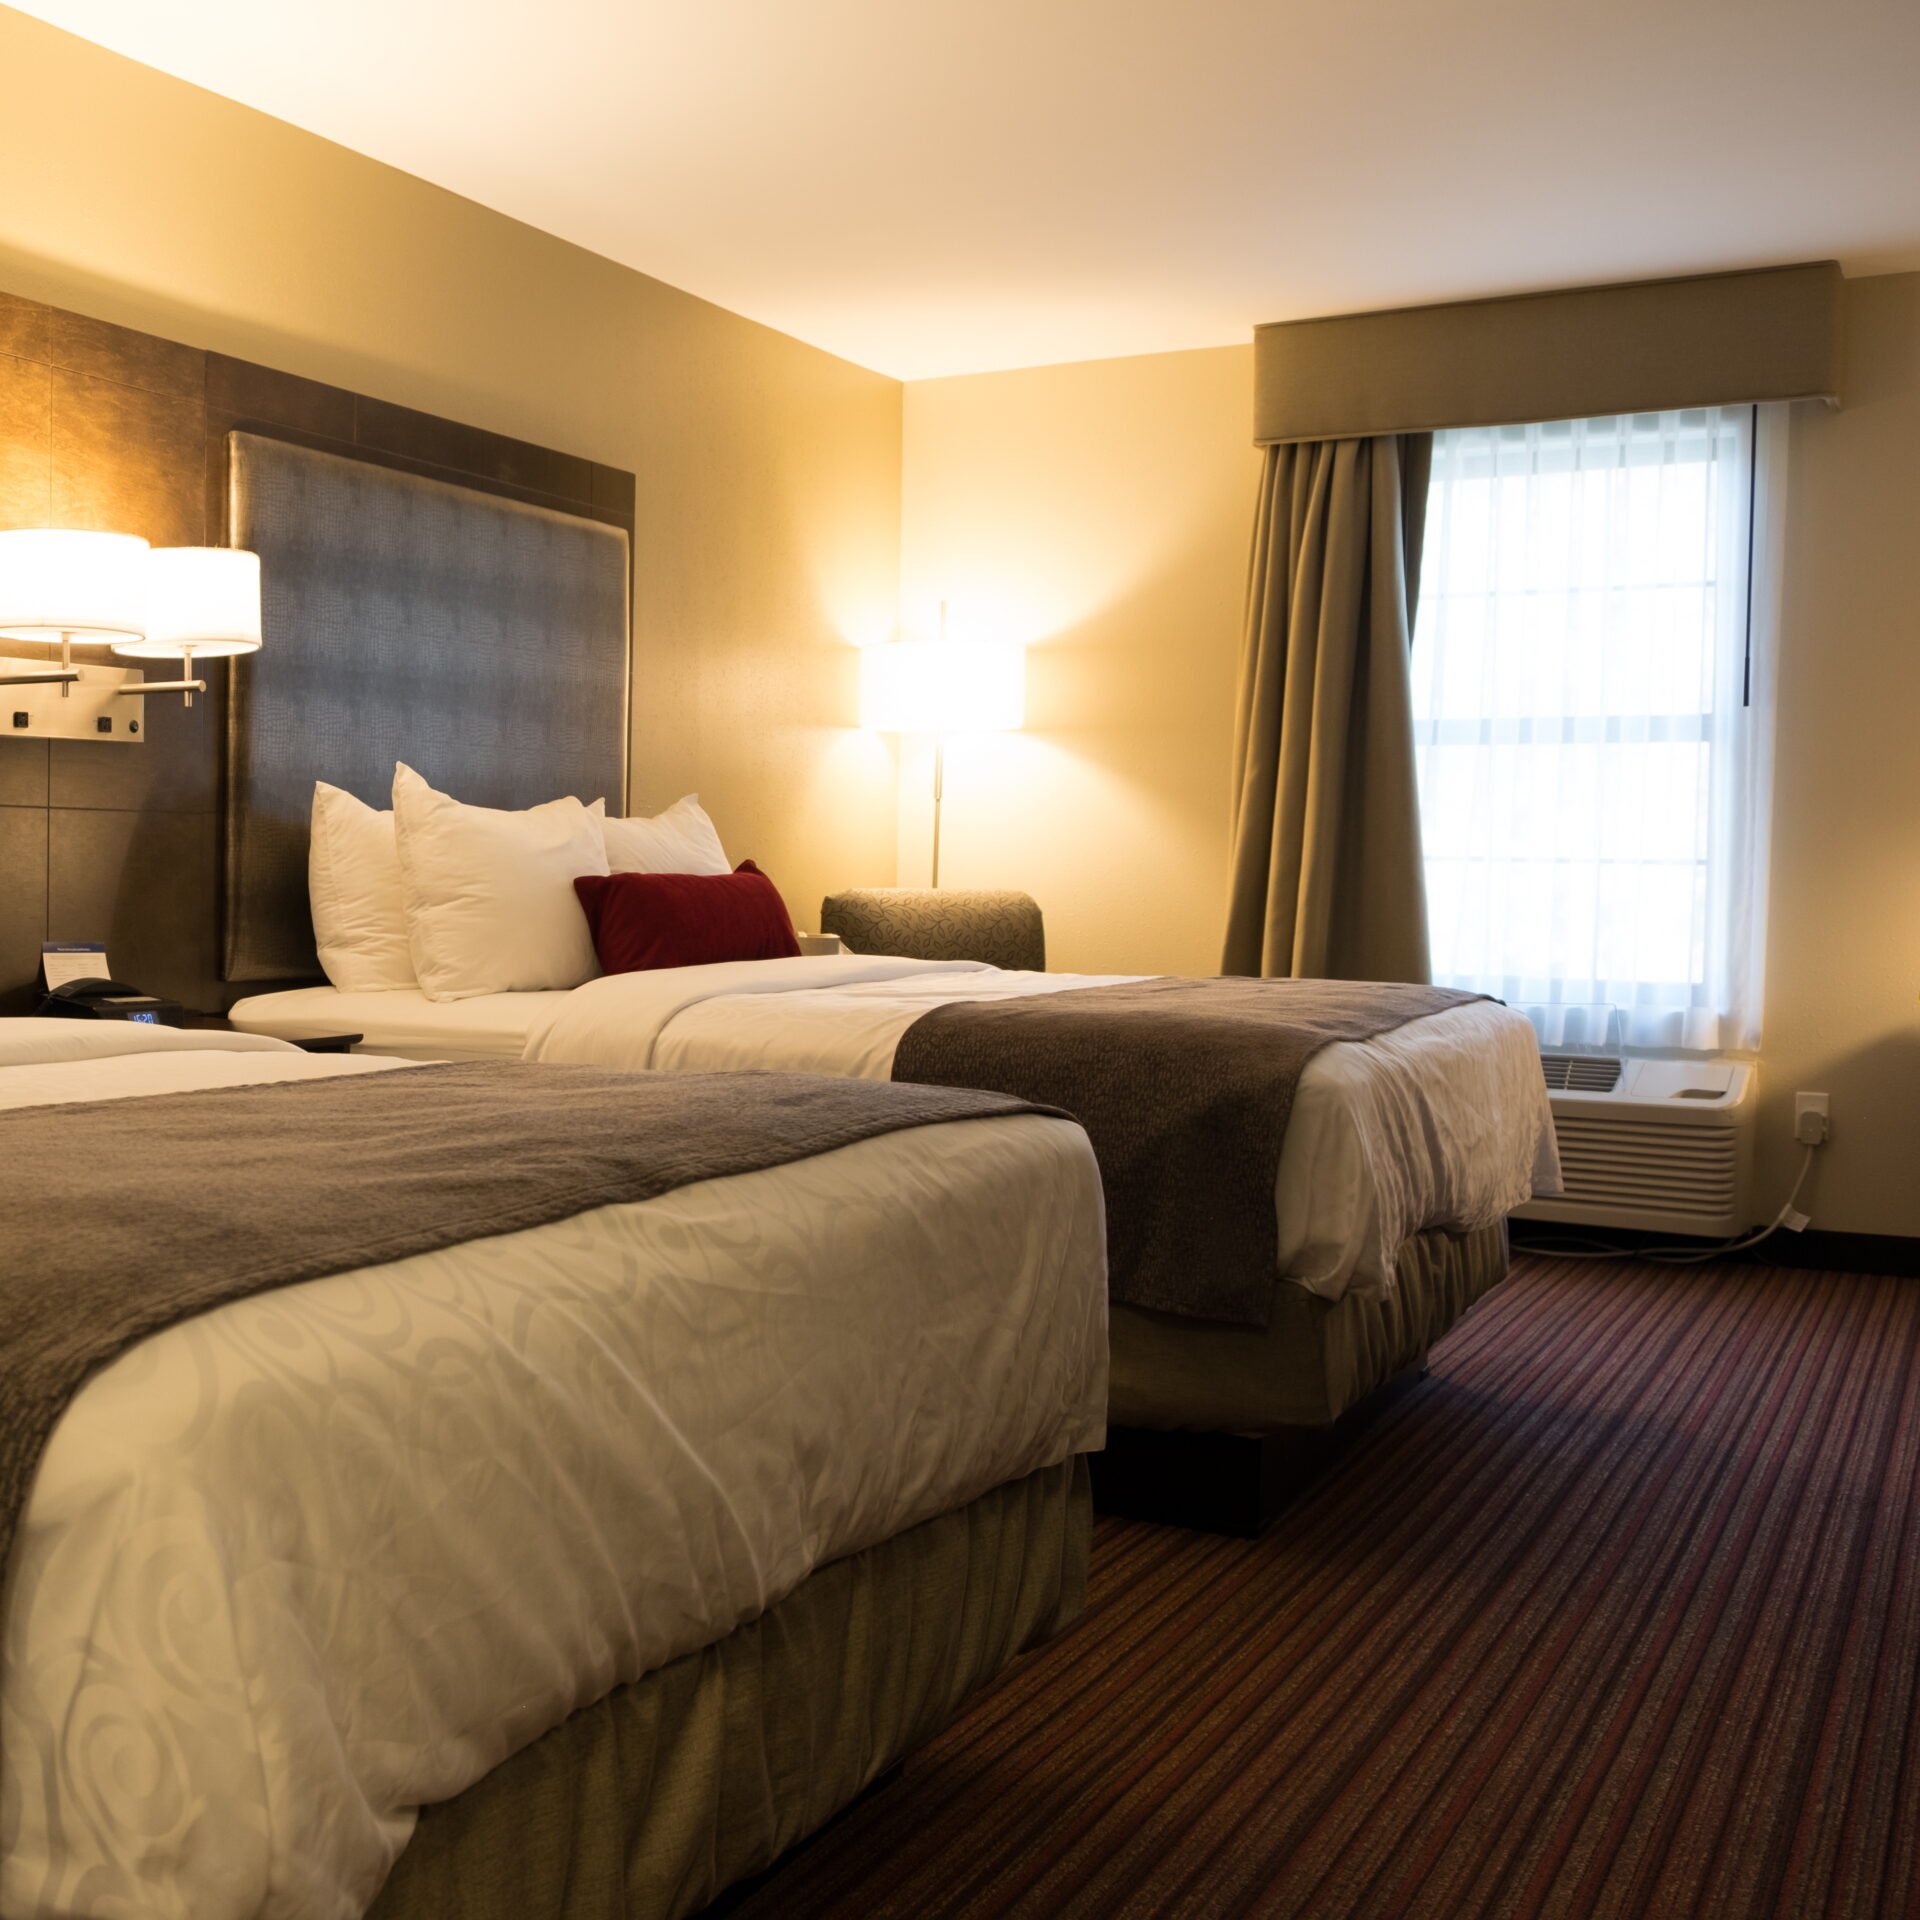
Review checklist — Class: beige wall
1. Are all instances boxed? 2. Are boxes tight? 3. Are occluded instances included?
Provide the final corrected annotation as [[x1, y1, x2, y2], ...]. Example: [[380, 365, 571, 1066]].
[[900, 346, 1257, 976], [0, 7, 902, 923], [902, 279, 1920, 1240], [1759, 271, 1920, 1236]]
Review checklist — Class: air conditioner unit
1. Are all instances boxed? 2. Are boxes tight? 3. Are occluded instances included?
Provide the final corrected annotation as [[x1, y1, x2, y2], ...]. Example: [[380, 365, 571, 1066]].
[[1513, 1056, 1758, 1239]]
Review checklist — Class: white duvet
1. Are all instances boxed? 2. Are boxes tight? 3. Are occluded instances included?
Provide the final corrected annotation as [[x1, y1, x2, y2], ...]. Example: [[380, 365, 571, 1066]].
[[0, 1022, 1108, 1920], [515, 956, 1560, 1304]]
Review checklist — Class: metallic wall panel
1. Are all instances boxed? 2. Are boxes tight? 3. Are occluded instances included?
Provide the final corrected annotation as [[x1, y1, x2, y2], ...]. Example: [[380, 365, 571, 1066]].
[[0, 735, 49, 808], [50, 807, 218, 1008], [226, 432, 630, 981], [0, 802, 49, 1014], [51, 370, 204, 544], [0, 351, 52, 525]]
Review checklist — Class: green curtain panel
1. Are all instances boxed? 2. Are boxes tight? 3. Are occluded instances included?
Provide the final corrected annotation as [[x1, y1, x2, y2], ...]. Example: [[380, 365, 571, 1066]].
[[1223, 433, 1433, 983]]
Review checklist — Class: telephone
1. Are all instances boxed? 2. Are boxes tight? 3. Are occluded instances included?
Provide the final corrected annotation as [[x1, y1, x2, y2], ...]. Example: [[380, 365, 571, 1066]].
[[36, 977, 184, 1025]]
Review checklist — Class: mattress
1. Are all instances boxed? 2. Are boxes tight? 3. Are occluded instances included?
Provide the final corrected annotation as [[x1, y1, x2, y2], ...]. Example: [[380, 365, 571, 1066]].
[[227, 982, 574, 1059], [233, 961, 1558, 1304], [0, 1024, 1108, 1920]]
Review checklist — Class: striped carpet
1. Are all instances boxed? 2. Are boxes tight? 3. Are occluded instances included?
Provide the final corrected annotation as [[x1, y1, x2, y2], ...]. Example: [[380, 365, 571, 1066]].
[[723, 1256, 1920, 1919]]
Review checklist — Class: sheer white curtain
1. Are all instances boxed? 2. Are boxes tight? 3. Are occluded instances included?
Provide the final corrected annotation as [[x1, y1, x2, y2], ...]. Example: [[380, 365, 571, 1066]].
[[1410, 407, 1779, 1053]]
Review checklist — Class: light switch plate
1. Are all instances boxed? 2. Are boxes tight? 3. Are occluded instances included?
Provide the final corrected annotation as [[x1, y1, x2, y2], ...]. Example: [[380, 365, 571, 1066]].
[[1, 656, 146, 742]]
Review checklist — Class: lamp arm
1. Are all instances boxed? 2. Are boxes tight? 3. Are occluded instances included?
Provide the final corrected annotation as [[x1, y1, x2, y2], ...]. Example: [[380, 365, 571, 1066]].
[[113, 643, 204, 706]]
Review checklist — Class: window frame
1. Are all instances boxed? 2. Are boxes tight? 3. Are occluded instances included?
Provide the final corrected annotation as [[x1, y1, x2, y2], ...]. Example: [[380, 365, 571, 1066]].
[[1408, 403, 1786, 1055]]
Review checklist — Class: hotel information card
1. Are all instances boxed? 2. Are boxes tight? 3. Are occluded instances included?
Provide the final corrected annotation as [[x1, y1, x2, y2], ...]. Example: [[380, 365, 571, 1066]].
[[39, 943, 109, 992]]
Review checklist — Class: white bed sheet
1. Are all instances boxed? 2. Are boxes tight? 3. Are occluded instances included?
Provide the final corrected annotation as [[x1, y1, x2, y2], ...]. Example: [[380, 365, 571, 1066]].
[[1, 1035, 1108, 1920], [511, 956, 1561, 1304], [227, 983, 575, 1059], [0, 1047, 401, 1109], [0, 1016, 303, 1069]]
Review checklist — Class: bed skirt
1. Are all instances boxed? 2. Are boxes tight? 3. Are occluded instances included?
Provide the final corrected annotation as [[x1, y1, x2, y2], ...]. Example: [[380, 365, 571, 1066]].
[[1107, 1223, 1510, 1433], [365, 1455, 1091, 1920]]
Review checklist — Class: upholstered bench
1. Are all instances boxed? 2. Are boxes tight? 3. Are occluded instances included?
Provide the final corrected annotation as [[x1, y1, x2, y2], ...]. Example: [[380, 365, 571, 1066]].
[[819, 888, 1046, 971]]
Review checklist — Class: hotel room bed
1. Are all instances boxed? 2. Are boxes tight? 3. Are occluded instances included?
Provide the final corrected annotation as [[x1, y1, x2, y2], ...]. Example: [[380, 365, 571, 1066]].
[[233, 955, 1557, 1451], [212, 434, 1553, 1527], [0, 1021, 1106, 1920]]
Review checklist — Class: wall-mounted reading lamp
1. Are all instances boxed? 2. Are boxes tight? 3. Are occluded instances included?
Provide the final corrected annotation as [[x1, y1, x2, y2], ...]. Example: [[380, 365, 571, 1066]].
[[0, 531, 262, 738], [112, 546, 263, 708], [861, 604, 1024, 888], [0, 529, 150, 694]]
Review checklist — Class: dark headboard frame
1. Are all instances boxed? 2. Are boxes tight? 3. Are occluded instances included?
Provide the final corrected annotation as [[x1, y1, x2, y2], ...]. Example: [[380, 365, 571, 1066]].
[[225, 434, 631, 982], [207, 369, 637, 991]]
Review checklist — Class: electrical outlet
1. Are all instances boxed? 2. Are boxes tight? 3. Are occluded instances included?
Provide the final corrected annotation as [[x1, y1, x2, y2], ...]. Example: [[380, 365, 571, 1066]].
[[1794, 1091, 1830, 1147]]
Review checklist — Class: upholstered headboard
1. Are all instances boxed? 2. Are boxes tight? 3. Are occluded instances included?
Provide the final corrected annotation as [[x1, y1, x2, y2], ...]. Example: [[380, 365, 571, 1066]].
[[225, 432, 631, 982]]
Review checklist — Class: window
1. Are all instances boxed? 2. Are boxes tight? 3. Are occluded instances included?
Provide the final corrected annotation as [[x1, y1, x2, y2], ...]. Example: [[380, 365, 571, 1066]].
[[1410, 407, 1780, 1053]]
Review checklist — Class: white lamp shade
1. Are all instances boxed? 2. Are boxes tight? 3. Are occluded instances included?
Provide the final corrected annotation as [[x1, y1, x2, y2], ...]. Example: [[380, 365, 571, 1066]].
[[861, 638, 1025, 733], [116, 547, 263, 659], [0, 528, 151, 641]]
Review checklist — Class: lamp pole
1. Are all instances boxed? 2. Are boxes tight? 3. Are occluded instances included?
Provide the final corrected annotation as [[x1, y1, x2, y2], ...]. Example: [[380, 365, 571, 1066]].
[[931, 736, 944, 888], [929, 601, 950, 887], [0, 629, 82, 695]]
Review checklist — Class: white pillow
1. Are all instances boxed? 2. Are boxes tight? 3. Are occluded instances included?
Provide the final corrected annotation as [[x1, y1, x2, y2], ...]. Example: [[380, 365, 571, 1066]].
[[391, 764, 610, 1001], [309, 782, 418, 992], [601, 794, 730, 875]]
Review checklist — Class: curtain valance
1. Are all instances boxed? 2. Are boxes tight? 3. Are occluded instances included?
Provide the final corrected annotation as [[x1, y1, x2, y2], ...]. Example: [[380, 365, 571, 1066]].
[[1253, 261, 1844, 445]]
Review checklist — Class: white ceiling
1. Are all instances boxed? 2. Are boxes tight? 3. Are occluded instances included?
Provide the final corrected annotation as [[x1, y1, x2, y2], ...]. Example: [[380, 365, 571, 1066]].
[[14, 0, 1920, 380]]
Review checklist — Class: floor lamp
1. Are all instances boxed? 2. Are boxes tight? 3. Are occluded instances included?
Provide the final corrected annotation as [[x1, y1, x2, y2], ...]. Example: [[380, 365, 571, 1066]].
[[862, 610, 1025, 887]]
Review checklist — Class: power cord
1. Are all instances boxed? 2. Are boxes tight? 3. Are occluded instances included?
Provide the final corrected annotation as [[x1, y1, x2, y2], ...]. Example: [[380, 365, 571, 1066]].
[[1510, 1144, 1820, 1266]]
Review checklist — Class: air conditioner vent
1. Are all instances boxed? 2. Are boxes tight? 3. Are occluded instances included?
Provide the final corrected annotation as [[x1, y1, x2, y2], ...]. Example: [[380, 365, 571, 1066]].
[[1513, 1056, 1758, 1239], [1541, 1054, 1624, 1093], [1551, 1117, 1742, 1211]]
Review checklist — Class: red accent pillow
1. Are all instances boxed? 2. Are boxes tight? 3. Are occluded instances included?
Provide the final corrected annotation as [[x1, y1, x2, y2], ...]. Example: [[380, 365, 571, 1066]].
[[573, 860, 802, 974]]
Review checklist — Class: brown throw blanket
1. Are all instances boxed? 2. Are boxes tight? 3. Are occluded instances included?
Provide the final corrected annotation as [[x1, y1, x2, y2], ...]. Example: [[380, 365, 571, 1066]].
[[891, 975, 1482, 1327], [0, 1061, 1058, 1625]]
